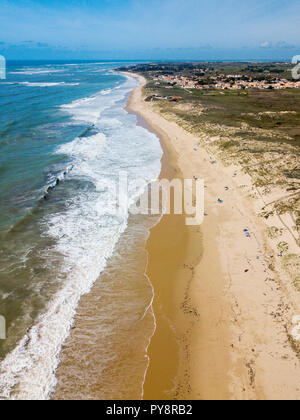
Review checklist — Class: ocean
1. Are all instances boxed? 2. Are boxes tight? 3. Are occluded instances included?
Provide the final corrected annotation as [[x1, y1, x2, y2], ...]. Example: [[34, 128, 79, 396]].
[[0, 61, 162, 399]]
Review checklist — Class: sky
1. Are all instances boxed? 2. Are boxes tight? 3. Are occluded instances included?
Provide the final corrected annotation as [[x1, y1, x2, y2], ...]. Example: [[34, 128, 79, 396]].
[[0, 0, 300, 60]]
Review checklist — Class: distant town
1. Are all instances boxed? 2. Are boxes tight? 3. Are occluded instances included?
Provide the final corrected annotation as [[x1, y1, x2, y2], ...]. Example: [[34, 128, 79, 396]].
[[118, 61, 300, 91], [156, 73, 300, 90]]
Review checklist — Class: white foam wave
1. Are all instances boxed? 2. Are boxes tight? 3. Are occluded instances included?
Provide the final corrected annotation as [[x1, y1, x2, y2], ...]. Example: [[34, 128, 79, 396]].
[[60, 88, 116, 124], [10, 69, 65, 75], [45, 165, 74, 195], [17, 82, 79, 87]]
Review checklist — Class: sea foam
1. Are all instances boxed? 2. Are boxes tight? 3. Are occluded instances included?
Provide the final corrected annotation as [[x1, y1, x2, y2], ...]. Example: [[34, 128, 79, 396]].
[[0, 75, 162, 400]]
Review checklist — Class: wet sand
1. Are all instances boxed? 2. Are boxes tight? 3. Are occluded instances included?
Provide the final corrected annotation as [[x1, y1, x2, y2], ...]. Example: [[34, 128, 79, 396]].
[[141, 125, 204, 399], [52, 208, 160, 400]]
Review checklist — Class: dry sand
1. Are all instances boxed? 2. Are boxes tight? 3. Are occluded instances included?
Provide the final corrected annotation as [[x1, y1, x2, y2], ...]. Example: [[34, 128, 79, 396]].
[[127, 73, 300, 400]]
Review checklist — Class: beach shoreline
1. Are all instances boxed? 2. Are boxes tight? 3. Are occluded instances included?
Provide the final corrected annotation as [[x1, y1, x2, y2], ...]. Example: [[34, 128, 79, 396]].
[[127, 73, 300, 400], [127, 73, 231, 399]]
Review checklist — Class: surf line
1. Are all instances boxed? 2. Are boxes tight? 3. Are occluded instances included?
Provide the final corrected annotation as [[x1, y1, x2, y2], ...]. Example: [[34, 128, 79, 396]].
[[43, 165, 74, 200]]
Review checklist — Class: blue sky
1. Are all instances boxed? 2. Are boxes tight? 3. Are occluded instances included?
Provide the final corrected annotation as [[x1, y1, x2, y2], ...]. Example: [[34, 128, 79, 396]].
[[1, 0, 300, 60]]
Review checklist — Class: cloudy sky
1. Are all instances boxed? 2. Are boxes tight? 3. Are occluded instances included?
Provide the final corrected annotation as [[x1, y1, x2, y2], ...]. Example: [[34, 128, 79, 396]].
[[0, 0, 299, 60]]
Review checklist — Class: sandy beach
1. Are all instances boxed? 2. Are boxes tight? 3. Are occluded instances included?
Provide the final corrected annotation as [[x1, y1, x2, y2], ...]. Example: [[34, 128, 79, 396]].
[[127, 74, 300, 400]]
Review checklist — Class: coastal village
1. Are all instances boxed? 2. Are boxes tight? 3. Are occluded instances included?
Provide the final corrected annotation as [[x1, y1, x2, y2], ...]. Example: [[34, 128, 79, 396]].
[[156, 73, 300, 90]]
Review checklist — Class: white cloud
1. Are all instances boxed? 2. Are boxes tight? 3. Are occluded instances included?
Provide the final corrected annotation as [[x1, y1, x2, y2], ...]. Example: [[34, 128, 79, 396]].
[[260, 41, 271, 48]]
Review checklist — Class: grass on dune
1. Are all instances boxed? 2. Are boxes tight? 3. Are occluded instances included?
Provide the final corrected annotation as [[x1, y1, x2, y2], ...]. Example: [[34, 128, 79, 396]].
[[142, 79, 300, 239]]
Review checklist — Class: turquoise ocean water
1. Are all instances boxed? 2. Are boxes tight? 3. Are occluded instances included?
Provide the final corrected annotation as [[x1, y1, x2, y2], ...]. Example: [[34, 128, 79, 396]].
[[0, 61, 162, 399]]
